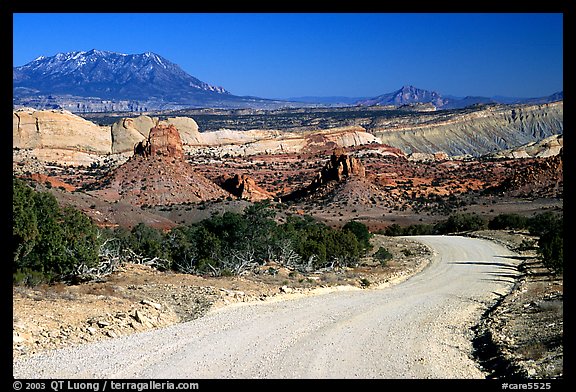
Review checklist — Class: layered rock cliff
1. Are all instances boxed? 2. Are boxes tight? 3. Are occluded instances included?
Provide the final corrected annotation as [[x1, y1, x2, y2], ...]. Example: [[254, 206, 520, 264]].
[[13, 101, 563, 171], [373, 102, 563, 157], [185, 125, 381, 156]]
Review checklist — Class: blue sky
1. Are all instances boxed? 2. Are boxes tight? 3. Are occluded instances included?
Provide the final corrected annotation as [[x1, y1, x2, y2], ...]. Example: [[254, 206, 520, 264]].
[[12, 13, 563, 99]]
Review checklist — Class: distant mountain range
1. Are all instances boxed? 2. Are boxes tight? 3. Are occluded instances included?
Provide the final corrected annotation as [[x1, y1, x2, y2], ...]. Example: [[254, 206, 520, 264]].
[[355, 85, 446, 107], [292, 86, 563, 109], [13, 49, 293, 111], [13, 50, 563, 112], [14, 49, 229, 98]]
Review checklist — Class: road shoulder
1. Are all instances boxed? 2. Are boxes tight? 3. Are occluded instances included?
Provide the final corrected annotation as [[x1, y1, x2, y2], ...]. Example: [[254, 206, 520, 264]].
[[467, 230, 563, 379]]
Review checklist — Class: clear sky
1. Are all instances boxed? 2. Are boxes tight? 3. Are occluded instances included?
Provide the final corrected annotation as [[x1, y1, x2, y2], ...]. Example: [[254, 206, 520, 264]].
[[12, 13, 563, 99]]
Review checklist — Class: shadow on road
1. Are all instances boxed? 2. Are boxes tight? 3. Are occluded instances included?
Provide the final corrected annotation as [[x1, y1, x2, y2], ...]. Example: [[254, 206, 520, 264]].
[[447, 261, 518, 270]]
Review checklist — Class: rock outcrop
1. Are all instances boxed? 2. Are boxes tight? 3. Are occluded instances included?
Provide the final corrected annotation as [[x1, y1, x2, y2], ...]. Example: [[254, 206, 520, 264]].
[[311, 147, 366, 186], [373, 102, 563, 157], [110, 116, 156, 154], [90, 124, 229, 206], [147, 124, 185, 159], [132, 124, 185, 160], [159, 117, 202, 145], [487, 134, 563, 159], [186, 126, 381, 157], [496, 150, 563, 198], [110, 115, 202, 154], [13, 101, 564, 171], [283, 148, 371, 202], [407, 151, 450, 162], [219, 174, 273, 201], [13, 109, 111, 154]]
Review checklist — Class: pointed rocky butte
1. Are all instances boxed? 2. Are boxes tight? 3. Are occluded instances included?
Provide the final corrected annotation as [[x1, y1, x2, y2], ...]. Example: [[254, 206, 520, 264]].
[[311, 147, 366, 186], [90, 123, 229, 206], [133, 123, 185, 160], [282, 148, 369, 202]]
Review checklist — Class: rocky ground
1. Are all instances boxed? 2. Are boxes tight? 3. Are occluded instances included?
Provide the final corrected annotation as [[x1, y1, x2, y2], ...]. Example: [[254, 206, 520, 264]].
[[467, 230, 563, 379], [12, 231, 563, 379], [12, 235, 432, 359]]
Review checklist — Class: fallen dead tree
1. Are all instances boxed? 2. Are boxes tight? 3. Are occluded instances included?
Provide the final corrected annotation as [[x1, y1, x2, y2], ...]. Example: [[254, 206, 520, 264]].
[[71, 237, 170, 282]]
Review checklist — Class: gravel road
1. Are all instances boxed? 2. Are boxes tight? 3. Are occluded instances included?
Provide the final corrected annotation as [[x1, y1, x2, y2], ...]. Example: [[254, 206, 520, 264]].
[[13, 235, 521, 379]]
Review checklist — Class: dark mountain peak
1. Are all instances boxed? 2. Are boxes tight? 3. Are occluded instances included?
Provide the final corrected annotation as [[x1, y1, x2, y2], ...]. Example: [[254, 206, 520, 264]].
[[394, 85, 441, 99], [356, 85, 445, 107], [81, 48, 111, 56], [13, 49, 230, 102], [399, 85, 422, 93]]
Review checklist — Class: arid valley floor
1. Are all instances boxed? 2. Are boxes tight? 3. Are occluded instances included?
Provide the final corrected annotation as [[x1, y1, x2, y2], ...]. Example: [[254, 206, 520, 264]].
[[13, 103, 563, 379]]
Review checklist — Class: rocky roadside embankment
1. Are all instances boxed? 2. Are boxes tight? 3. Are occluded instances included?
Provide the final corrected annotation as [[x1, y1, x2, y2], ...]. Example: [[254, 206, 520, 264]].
[[14, 231, 562, 379], [467, 230, 563, 379], [13, 236, 432, 359]]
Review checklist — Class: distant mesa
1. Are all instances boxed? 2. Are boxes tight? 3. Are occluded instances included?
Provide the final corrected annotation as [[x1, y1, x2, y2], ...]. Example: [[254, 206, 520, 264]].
[[356, 85, 446, 108], [12, 49, 294, 111], [12, 50, 563, 112], [355, 85, 563, 110]]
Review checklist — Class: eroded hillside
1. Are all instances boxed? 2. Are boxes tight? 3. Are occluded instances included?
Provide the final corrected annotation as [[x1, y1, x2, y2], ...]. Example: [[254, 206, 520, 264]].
[[14, 102, 562, 173], [12, 102, 563, 232], [372, 102, 563, 157]]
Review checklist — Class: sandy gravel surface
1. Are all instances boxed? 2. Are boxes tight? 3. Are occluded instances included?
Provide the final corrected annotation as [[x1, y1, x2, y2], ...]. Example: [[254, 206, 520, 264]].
[[13, 235, 521, 379]]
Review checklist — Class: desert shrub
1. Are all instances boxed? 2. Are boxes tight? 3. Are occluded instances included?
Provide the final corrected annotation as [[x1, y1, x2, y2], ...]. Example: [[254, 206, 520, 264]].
[[280, 215, 362, 269], [402, 223, 435, 236], [488, 213, 528, 230], [434, 213, 486, 234], [13, 268, 46, 287], [324, 229, 362, 266], [382, 214, 485, 236], [382, 223, 404, 236], [13, 177, 39, 264], [342, 220, 372, 251], [129, 223, 167, 260], [373, 246, 393, 266], [13, 177, 100, 285], [98, 202, 370, 276], [539, 228, 563, 273], [526, 211, 562, 237], [381, 223, 434, 236], [532, 213, 563, 274]]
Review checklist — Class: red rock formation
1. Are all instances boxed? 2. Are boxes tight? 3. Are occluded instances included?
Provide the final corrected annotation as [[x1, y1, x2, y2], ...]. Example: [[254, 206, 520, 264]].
[[283, 148, 369, 201], [134, 124, 184, 160], [92, 124, 229, 206], [497, 150, 563, 197], [311, 148, 366, 186], [220, 173, 273, 201], [148, 124, 184, 159]]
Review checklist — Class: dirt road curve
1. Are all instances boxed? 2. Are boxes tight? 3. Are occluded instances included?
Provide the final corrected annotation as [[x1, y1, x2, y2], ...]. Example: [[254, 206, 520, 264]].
[[13, 235, 521, 379]]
